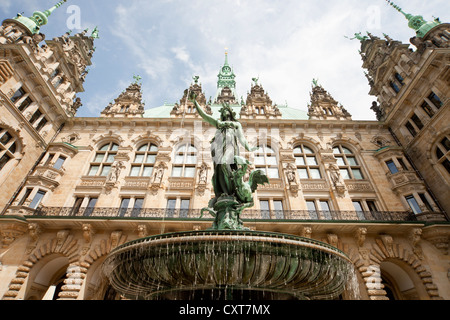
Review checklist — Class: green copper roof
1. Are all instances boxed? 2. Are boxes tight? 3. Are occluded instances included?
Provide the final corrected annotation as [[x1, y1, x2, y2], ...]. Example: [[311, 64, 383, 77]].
[[13, 0, 67, 35], [386, 0, 441, 38], [215, 51, 237, 100]]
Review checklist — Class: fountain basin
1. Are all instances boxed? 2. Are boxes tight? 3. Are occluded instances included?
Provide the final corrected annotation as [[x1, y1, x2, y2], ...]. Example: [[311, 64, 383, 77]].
[[102, 230, 353, 300]]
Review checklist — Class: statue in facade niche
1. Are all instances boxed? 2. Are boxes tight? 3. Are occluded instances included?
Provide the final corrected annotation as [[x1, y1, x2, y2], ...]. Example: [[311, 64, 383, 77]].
[[190, 92, 268, 230]]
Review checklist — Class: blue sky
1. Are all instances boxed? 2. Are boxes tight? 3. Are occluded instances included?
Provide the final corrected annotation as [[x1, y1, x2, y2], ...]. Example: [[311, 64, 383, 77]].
[[2, 0, 448, 120]]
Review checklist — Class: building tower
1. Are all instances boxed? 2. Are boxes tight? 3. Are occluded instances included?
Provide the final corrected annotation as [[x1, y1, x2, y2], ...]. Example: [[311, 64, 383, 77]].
[[0, 1, 97, 213], [214, 51, 237, 104], [360, 1, 450, 215]]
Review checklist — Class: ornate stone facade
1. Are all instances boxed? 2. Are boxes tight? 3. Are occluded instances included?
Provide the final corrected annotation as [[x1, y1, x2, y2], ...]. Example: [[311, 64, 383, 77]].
[[0, 3, 449, 301]]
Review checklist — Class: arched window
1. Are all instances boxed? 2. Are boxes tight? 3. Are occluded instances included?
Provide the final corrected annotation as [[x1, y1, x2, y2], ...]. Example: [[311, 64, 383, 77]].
[[130, 143, 158, 177], [254, 145, 279, 179], [88, 142, 119, 176], [172, 144, 197, 177], [0, 128, 18, 172], [435, 134, 450, 174], [333, 144, 364, 180], [293, 144, 322, 179]]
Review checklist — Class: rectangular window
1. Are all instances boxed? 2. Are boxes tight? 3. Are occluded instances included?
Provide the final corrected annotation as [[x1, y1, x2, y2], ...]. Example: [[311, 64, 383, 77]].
[[131, 198, 144, 217], [298, 168, 308, 179], [35, 117, 48, 132], [84, 198, 98, 217], [428, 92, 442, 109], [397, 158, 408, 171], [309, 168, 321, 179], [172, 166, 182, 177], [71, 197, 84, 216], [273, 200, 284, 219], [306, 200, 318, 219], [142, 166, 153, 177], [166, 198, 176, 217], [421, 101, 435, 118], [29, 109, 42, 125], [385, 160, 399, 174], [339, 169, 350, 180], [260, 200, 270, 219], [18, 97, 33, 112], [319, 200, 332, 220], [352, 200, 365, 220], [130, 166, 141, 176], [119, 198, 131, 217], [19, 188, 33, 206], [390, 81, 400, 93], [53, 156, 66, 170], [410, 114, 424, 130], [405, 195, 422, 214], [418, 193, 433, 212], [351, 168, 364, 180], [29, 190, 46, 209], [88, 165, 100, 176], [366, 201, 378, 212], [184, 167, 196, 178], [180, 199, 190, 218], [10, 88, 26, 103], [0, 154, 11, 171], [100, 165, 111, 177], [405, 122, 417, 137], [267, 168, 279, 179]]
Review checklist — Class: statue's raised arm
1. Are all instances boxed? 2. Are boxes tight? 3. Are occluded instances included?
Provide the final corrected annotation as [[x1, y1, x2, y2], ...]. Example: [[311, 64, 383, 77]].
[[189, 93, 217, 127]]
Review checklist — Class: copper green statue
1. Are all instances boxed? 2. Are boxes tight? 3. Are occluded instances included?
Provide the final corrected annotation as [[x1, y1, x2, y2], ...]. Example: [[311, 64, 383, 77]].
[[190, 93, 269, 230]]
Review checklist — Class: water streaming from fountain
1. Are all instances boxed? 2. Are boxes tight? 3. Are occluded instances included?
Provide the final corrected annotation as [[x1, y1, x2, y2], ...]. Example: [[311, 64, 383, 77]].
[[102, 230, 356, 300]]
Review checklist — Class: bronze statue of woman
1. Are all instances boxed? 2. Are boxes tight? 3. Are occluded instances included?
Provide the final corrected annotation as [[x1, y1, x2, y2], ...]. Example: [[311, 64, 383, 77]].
[[190, 93, 267, 230]]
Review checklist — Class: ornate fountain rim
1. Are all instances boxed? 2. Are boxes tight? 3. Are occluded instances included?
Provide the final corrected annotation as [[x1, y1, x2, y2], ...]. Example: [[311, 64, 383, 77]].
[[103, 230, 354, 300]]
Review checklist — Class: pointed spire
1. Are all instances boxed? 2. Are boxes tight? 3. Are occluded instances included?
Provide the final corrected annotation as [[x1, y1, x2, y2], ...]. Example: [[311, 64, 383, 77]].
[[90, 26, 100, 39], [13, 0, 68, 34], [385, 0, 441, 38], [215, 50, 237, 104]]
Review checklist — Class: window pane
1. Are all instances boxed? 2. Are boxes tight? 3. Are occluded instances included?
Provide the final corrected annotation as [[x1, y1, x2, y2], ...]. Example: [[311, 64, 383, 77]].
[[106, 154, 115, 163], [149, 144, 158, 152], [29, 190, 46, 209], [347, 157, 358, 166], [298, 168, 309, 179], [94, 153, 104, 162], [320, 201, 330, 211], [386, 160, 398, 174], [184, 167, 196, 178], [254, 156, 265, 165], [335, 157, 345, 166], [306, 156, 317, 165], [352, 201, 363, 211], [333, 147, 340, 154], [310, 168, 322, 179], [266, 156, 277, 165], [185, 155, 197, 164], [146, 155, 156, 164], [111, 143, 119, 151], [352, 169, 364, 179], [134, 154, 144, 163], [268, 168, 279, 179], [53, 156, 66, 170], [166, 199, 176, 209], [130, 166, 140, 176], [295, 156, 305, 166], [8, 142, 16, 154], [142, 166, 153, 177], [172, 167, 182, 177], [366, 201, 377, 212], [340, 169, 350, 179], [440, 137, 450, 152], [174, 155, 184, 164], [443, 159, 450, 174], [100, 144, 109, 151], [293, 147, 302, 154], [303, 146, 313, 154], [342, 147, 352, 154], [133, 198, 144, 209], [101, 165, 111, 176], [88, 165, 99, 176], [0, 154, 11, 170], [120, 198, 130, 209], [306, 201, 316, 211], [405, 195, 422, 214], [0, 132, 13, 145], [260, 200, 270, 219], [428, 92, 442, 108], [138, 144, 148, 152]]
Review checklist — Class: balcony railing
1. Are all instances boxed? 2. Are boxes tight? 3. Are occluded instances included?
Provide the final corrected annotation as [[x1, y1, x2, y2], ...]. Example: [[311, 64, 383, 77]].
[[22, 206, 431, 222]]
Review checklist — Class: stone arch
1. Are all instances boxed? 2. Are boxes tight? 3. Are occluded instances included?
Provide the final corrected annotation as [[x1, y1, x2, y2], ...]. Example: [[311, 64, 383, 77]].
[[288, 134, 321, 151], [72, 231, 128, 300], [91, 131, 124, 149], [363, 236, 442, 300], [330, 136, 363, 152], [131, 131, 163, 149], [1, 231, 80, 300]]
